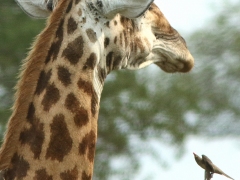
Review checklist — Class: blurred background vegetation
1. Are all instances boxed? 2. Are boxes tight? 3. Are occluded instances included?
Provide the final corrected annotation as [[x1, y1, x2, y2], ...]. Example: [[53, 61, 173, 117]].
[[0, 0, 240, 179]]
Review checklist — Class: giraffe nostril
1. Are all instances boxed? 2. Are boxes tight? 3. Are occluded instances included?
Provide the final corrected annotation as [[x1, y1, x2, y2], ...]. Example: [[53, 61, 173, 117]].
[[180, 62, 193, 72], [178, 56, 194, 73]]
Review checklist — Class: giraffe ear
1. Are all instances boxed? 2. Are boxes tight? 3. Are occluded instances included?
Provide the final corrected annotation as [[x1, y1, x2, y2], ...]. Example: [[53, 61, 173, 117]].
[[16, 0, 53, 18], [96, 0, 154, 18]]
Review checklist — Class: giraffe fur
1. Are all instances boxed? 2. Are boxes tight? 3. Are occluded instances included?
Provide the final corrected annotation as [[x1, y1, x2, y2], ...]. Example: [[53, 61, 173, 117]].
[[0, 0, 194, 179]]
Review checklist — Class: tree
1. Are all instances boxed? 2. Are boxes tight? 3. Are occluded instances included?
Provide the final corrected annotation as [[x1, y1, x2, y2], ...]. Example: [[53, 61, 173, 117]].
[[95, 1, 240, 178], [0, 0, 45, 140], [187, 0, 240, 137]]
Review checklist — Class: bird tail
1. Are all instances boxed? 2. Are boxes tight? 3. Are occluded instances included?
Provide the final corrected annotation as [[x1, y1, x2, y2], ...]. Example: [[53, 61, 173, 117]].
[[223, 173, 234, 180], [214, 166, 234, 180]]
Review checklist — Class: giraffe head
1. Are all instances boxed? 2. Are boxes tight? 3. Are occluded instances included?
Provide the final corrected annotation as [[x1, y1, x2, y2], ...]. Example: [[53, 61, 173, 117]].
[[16, 0, 194, 75], [0, 1, 194, 178]]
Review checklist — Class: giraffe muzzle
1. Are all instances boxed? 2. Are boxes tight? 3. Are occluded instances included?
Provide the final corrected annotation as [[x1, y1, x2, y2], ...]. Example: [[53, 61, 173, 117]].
[[153, 41, 194, 73]]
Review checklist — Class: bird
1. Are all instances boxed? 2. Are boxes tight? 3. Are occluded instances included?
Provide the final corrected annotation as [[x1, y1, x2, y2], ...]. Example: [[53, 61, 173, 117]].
[[193, 152, 234, 180]]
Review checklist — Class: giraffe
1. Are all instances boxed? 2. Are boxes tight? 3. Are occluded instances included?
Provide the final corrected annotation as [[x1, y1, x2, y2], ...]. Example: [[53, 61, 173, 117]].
[[0, 0, 194, 179]]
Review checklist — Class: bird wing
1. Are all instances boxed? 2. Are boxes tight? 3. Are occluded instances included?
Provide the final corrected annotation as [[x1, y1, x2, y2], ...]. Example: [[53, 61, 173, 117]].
[[202, 155, 212, 163], [202, 155, 214, 172]]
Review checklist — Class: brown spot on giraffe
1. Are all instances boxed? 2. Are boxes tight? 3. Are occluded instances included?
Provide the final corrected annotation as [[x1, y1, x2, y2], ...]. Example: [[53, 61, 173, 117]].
[[57, 66, 72, 86], [79, 130, 96, 162], [108, 52, 119, 68], [106, 51, 114, 70], [62, 36, 84, 65], [106, 51, 123, 71], [97, 66, 107, 84], [66, 0, 73, 13], [91, 90, 98, 116], [19, 103, 44, 159], [46, 114, 73, 162], [55, 18, 64, 39], [60, 166, 78, 180], [65, 93, 89, 127], [120, 16, 127, 27], [96, 0, 103, 8], [104, 37, 110, 48], [34, 168, 53, 180], [74, 108, 89, 127], [41, 83, 60, 111], [77, 78, 99, 116], [82, 171, 91, 180], [46, 41, 61, 64], [119, 32, 123, 46], [4, 153, 30, 179], [65, 93, 80, 112], [114, 36, 117, 44], [130, 41, 134, 52], [67, 17, 78, 34], [75, 0, 81, 5], [83, 53, 97, 70], [105, 21, 110, 28], [45, 19, 64, 64], [19, 121, 44, 159], [81, 17, 86, 24], [26, 102, 36, 123], [86, 28, 97, 43], [77, 78, 93, 95], [113, 54, 122, 68], [35, 70, 52, 95]]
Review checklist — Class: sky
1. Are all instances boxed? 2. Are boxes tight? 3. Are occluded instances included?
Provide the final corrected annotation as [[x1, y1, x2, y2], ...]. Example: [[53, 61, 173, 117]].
[[134, 0, 240, 180], [156, 0, 220, 33]]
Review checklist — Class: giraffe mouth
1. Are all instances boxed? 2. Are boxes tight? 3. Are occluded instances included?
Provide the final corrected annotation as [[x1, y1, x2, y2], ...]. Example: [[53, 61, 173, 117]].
[[152, 41, 194, 73]]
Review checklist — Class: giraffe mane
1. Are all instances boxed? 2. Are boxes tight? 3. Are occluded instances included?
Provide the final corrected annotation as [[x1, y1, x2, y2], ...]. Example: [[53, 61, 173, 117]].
[[0, 0, 68, 170]]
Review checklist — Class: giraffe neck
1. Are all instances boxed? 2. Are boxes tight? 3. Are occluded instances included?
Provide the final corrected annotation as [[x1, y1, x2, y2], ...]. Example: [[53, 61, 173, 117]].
[[0, 0, 106, 179]]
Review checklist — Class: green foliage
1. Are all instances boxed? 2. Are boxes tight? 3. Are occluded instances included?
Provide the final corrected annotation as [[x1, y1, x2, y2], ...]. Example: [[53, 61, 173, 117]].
[[1, 0, 240, 179], [0, 0, 45, 122], [94, 70, 198, 179], [188, 0, 240, 136]]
